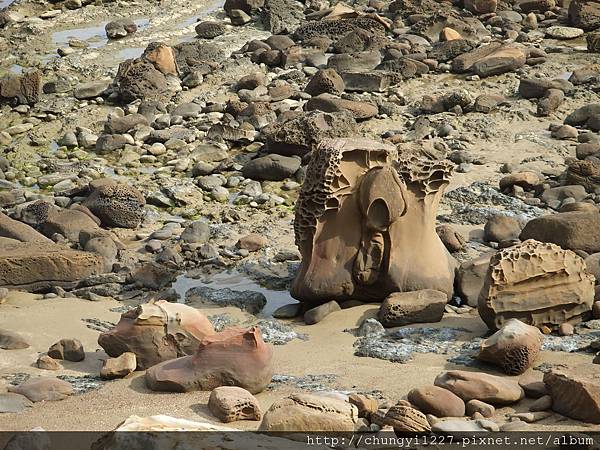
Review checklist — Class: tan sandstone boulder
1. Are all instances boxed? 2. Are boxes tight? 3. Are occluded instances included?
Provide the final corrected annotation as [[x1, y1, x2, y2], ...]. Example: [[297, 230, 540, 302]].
[[208, 386, 262, 422], [98, 301, 215, 370], [477, 319, 544, 375], [434, 370, 524, 405], [145, 327, 273, 394], [259, 393, 358, 431], [8, 377, 74, 402], [478, 240, 595, 330], [0, 241, 104, 292]]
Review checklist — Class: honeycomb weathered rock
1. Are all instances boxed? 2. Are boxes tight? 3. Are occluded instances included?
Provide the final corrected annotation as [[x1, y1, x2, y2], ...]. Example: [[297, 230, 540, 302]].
[[478, 239, 595, 330], [208, 386, 262, 422]]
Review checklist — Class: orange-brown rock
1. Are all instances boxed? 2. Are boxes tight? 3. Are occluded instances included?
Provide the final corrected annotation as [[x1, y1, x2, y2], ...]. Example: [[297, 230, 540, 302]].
[[143, 43, 178, 76], [384, 403, 431, 432], [544, 364, 600, 423], [259, 393, 357, 431], [408, 385, 465, 417], [434, 370, 524, 405], [477, 319, 543, 375], [439, 27, 462, 41], [478, 240, 595, 330], [98, 301, 214, 370], [145, 327, 273, 394], [291, 138, 456, 307]]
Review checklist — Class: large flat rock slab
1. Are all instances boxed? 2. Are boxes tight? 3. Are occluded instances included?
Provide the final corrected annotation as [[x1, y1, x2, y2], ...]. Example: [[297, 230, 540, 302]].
[[0, 241, 104, 292]]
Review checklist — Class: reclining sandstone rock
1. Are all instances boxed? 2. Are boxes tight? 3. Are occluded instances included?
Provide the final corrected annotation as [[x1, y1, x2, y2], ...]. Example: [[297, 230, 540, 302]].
[[478, 239, 595, 330], [145, 327, 273, 394], [291, 138, 456, 307], [98, 301, 215, 370]]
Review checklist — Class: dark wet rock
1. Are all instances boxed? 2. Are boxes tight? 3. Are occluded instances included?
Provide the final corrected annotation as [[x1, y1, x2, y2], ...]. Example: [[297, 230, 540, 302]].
[[186, 286, 267, 314], [224, 0, 264, 14], [83, 181, 145, 229], [0, 70, 42, 105], [48, 338, 85, 362], [304, 300, 341, 324], [73, 80, 111, 100], [195, 21, 227, 39], [293, 17, 385, 41], [569, 0, 600, 31], [261, 0, 304, 34], [242, 154, 301, 181], [230, 9, 252, 25], [105, 19, 137, 39], [263, 110, 356, 156], [272, 303, 301, 319], [304, 69, 345, 96], [131, 262, 176, 289], [181, 221, 210, 244]]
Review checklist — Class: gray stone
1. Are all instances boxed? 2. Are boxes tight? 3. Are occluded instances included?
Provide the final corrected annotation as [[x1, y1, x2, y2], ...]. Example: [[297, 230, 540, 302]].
[[304, 300, 341, 325]]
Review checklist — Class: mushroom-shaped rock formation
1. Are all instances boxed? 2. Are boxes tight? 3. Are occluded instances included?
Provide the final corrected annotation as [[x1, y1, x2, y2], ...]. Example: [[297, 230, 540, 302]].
[[291, 137, 456, 307], [98, 301, 215, 370], [145, 327, 273, 394], [478, 240, 595, 331], [477, 319, 544, 375]]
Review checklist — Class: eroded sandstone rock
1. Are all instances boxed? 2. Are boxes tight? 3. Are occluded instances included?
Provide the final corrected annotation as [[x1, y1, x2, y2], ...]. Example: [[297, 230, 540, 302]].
[[0, 241, 104, 291], [208, 386, 262, 422], [98, 301, 214, 370], [291, 138, 456, 307], [544, 364, 600, 423], [259, 393, 358, 431], [8, 377, 74, 402], [384, 403, 431, 432], [145, 327, 273, 394], [478, 240, 595, 330], [0, 70, 42, 105], [378, 290, 447, 327], [477, 319, 543, 375], [83, 181, 146, 229]]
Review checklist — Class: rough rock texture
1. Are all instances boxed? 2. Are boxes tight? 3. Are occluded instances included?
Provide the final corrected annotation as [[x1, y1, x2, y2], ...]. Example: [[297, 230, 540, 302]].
[[407, 385, 465, 417], [83, 182, 146, 229], [434, 370, 524, 405], [304, 69, 345, 96], [478, 240, 595, 330], [48, 338, 85, 362], [305, 94, 379, 120], [477, 319, 543, 375], [0, 241, 104, 291], [208, 386, 262, 422], [263, 111, 357, 156], [291, 138, 456, 307], [520, 212, 600, 253], [569, 0, 600, 30], [544, 364, 600, 423], [261, 0, 305, 34], [456, 253, 493, 307], [378, 290, 447, 327], [384, 403, 431, 432], [293, 17, 385, 41], [98, 301, 214, 370], [146, 327, 273, 394], [114, 58, 169, 103], [8, 377, 74, 402], [100, 352, 137, 379], [0, 70, 43, 105], [259, 393, 358, 431], [566, 160, 600, 193]]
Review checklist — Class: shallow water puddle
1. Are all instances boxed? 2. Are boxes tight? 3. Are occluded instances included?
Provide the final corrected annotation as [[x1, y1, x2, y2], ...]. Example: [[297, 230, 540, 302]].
[[0, 0, 15, 9], [172, 269, 298, 317], [52, 18, 150, 49], [116, 47, 145, 61]]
